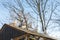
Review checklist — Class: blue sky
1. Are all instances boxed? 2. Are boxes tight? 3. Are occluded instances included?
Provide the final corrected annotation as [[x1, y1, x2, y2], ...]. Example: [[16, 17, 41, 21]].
[[0, 3, 10, 28], [0, 0, 60, 39]]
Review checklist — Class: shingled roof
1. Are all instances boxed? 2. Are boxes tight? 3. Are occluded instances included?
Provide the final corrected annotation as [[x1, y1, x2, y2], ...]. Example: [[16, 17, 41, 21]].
[[0, 24, 56, 40]]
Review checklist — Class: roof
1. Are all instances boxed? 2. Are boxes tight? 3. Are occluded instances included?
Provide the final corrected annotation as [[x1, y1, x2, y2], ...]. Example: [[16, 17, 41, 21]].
[[0, 24, 56, 40], [0, 24, 26, 40]]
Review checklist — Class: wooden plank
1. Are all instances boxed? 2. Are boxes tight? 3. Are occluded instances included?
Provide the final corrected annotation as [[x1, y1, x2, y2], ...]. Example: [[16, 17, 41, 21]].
[[13, 34, 28, 40]]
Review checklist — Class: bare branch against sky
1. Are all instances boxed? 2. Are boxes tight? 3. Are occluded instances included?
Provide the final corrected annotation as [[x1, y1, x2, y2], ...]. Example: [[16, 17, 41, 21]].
[[0, 0, 60, 38]]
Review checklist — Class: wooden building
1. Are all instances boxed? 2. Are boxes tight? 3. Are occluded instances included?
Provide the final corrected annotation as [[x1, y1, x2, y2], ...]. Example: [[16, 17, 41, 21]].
[[0, 24, 56, 40]]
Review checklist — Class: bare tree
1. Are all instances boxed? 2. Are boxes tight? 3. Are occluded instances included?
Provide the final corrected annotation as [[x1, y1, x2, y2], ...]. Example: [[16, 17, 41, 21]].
[[2, 0, 60, 35], [25, 0, 60, 34], [2, 0, 28, 29], [2, 0, 36, 30]]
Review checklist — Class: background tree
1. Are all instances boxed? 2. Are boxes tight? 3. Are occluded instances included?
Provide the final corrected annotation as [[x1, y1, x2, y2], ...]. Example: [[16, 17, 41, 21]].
[[1, 0, 60, 36], [2, 0, 38, 30], [25, 0, 60, 34]]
